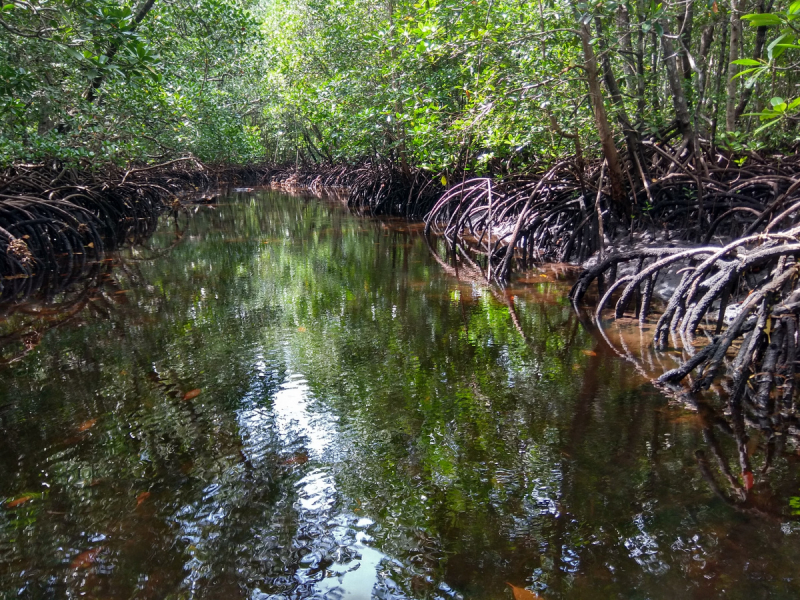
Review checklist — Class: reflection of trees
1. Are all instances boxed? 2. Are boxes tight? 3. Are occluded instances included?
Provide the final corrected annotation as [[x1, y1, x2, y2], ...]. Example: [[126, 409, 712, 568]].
[[591, 316, 800, 521], [351, 232, 800, 597], [0, 217, 187, 365], [1, 191, 800, 599], [0, 194, 296, 597]]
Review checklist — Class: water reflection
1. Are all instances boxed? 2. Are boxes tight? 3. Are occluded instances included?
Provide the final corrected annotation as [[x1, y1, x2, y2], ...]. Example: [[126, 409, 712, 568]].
[[594, 317, 800, 521], [0, 190, 798, 599]]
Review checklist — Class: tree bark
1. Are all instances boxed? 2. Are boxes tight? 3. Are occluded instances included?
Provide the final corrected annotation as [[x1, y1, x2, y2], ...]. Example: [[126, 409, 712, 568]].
[[734, 0, 773, 121], [578, 23, 628, 213], [650, 29, 661, 112], [634, 1, 646, 122], [677, 1, 695, 80], [725, 0, 743, 132], [595, 16, 642, 165], [616, 3, 637, 93], [661, 18, 694, 144], [86, 0, 157, 103], [711, 17, 730, 147], [695, 24, 715, 116]]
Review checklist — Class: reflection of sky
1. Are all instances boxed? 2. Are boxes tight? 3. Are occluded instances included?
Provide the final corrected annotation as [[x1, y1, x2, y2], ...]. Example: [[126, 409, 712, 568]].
[[271, 372, 333, 458], [167, 362, 401, 599], [246, 361, 400, 599]]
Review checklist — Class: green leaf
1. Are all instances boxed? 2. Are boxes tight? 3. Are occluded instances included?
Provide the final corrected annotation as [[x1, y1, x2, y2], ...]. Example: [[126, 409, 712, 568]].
[[65, 47, 83, 61], [768, 32, 795, 60], [731, 66, 763, 82], [745, 70, 765, 89], [771, 96, 785, 107], [742, 13, 783, 26], [731, 58, 762, 66], [790, 496, 800, 515], [753, 116, 782, 135]]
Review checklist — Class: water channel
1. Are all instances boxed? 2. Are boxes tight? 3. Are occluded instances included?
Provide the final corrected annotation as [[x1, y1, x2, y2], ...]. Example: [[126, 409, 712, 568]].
[[1, 190, 799, 599]]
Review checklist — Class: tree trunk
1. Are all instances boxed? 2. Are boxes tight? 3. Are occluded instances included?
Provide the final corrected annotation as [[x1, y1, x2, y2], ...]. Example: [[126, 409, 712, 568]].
[[661, 18, 694, 144], [650, 29, 661, 112], [595, 16, 642, 165], [578, 23, 628, 213], [725, 0, 743, 132], [635, 1, 646, 122], [711, 18, 730, 148], [695, 24, 715, 117], [677, 1, 695, 81], [86, 0, 157, 103], [735, 0, 773, 121], [310, 122, 334, 162], [616, 3, 637, 93]]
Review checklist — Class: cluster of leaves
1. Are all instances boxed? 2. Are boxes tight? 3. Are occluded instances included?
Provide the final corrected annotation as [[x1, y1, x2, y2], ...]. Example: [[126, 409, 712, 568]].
[[736, 1, 800, 134], [258, 0, 588, 173], [258, 0, 800, 173], [0, 0, 267, 166], [5, 0, 800, 170]]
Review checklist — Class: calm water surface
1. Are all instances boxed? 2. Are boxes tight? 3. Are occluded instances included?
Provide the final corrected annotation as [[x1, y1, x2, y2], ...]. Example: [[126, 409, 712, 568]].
[[1, 190, 799, 599]]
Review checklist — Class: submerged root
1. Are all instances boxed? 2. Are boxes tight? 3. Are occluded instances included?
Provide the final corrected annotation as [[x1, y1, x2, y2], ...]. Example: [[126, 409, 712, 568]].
[[422, 145, 800, 486], [569, 228, 800, 492]]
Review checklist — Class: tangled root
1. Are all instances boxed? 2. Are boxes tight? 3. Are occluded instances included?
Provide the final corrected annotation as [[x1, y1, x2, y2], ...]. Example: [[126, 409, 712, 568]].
[[425, 162, 600, 281], [0, 159, 269, 306], [424, 145, 800, 284], [570, 225, 800, 491], [269, 161, 442, 218]]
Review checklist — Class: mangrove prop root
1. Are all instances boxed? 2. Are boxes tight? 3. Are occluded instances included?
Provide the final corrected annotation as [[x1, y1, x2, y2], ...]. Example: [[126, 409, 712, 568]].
[[423, 146, 800, 285], [0, 160, 268, 307], [269, 161, 442, 218], [553, 149, 800, 478], [570, 229, 800, 462]]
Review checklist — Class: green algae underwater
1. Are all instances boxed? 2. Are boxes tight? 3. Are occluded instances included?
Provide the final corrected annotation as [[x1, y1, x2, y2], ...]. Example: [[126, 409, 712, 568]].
[[0, 189, 799, 599]]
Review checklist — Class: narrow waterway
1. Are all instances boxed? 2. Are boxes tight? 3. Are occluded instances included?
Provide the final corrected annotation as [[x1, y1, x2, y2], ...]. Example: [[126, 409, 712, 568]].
[[1, 190, 799, 599]]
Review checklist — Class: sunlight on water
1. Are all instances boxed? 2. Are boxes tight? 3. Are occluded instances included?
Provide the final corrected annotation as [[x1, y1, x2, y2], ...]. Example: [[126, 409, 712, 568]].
[[0, 190, 799, 599], [272, 372, 334, 459]]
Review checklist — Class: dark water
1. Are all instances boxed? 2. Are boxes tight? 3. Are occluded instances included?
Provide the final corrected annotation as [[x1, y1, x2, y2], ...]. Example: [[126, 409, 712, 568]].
[[1, 190, 799, 599]]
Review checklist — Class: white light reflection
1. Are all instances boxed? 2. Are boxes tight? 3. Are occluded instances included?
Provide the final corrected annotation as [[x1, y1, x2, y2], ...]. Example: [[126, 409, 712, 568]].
[[271, 372, 333, 458], [242, 369, 397, 598]]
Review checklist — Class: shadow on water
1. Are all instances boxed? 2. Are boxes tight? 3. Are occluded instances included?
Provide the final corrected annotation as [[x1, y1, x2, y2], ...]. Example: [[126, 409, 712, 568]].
[[0, 189, 799, 599]]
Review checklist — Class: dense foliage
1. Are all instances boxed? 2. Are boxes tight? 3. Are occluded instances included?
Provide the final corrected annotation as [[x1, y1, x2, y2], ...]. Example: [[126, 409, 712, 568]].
[[0, 0, 266, 165], [259, 0, 800, 175], [3, 0, 800, 169]]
